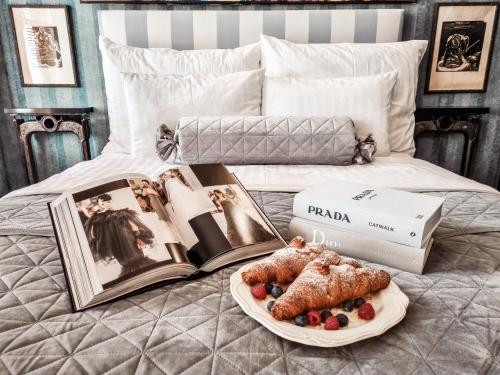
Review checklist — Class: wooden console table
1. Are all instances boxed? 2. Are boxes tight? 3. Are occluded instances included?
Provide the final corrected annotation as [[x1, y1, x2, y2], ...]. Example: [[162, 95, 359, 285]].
[[3, 107, 93, 185]]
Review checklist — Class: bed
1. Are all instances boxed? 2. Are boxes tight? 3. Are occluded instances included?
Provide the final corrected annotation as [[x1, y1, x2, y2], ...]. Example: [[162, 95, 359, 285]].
[[1, 10, 500, 375]]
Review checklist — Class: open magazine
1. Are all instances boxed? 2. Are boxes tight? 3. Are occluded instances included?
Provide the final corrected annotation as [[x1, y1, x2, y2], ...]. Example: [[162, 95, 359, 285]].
[[49, 164, 285, 311]]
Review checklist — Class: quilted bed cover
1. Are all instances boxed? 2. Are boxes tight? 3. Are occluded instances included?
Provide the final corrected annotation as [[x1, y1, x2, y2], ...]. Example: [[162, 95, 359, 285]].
[[1, 157, 500, 374]]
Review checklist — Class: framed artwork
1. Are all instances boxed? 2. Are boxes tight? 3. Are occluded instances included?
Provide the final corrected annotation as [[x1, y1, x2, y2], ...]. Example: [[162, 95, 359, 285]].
[[425, 2, 498, 94], [80, 0, 415, 3], [9, 5, 79, 87]]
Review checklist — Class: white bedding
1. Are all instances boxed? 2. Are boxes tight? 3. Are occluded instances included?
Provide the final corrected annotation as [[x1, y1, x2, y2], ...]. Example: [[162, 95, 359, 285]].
[[4, 153, 498, 199]]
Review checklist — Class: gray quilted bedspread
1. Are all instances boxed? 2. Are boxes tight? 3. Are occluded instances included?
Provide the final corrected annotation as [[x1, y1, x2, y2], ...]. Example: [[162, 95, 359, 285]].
[[0, 191, 499, 374]]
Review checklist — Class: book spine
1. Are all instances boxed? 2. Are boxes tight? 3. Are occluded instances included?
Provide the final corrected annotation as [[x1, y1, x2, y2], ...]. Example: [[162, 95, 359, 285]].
[[47, 202, 79, 312], [293, 192, 425, 247], [289, 217, 428, 274]]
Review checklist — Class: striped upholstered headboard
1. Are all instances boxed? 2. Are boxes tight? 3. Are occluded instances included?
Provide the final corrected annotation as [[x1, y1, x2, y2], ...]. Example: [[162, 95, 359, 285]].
[[98, 9, 404, 49]]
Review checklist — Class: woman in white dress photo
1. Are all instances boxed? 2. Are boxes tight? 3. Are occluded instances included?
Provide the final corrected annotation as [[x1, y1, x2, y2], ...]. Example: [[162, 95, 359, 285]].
[[159, 169, 214, 249]]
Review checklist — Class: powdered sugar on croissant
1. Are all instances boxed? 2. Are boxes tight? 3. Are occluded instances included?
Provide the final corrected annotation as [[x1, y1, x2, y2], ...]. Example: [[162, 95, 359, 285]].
[[241, 237, 361, 286], [271, 251, 391, 321]]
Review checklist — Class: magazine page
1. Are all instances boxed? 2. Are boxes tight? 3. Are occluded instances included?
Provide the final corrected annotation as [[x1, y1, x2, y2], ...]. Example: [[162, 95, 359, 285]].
[[70, 177, 190, 289], [155, 164, 281, 268]]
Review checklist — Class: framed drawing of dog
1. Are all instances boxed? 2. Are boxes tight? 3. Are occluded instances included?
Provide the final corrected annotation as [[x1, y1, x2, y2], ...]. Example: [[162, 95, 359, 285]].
[[425, 2, 498, 94]]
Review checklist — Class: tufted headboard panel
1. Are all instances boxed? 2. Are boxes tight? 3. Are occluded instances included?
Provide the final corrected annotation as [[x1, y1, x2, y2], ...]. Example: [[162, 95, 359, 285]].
[[98, 9, 404, 49]]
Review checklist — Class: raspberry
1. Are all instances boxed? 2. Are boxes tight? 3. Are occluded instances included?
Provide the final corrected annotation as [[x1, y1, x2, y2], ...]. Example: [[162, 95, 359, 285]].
[[324, 316, 340, 330], [357, 303, 375, 320], [307, 310, 321, 326], [251, 284, 267, 300]]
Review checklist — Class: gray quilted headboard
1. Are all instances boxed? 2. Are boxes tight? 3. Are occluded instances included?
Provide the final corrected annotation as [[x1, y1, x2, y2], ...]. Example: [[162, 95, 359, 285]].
[[98, 9, 404, 49]]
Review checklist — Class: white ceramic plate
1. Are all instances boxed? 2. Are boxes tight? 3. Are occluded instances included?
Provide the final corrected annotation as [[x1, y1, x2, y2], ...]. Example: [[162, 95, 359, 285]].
[[230, 261, 410, 347]]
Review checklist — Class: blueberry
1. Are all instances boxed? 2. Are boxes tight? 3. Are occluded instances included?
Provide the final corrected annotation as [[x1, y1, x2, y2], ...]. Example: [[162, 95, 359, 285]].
[[271, 285, 284, 299], [354, 297, 365, 308], [320, 310, 333, 323], [336, 313, 349, 327], [342, 300, 354, 312], [267, 300, 275, 312], [294, 315, 308, 327], [265, 283, 274, 294]]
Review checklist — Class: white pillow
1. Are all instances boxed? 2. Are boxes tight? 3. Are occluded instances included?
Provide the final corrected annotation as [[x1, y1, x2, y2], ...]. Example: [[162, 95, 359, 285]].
[[99, 36, 261, 154], [260, 35, 428, 155], [262, 72, 397, 156], [122, 69, 264, 157]]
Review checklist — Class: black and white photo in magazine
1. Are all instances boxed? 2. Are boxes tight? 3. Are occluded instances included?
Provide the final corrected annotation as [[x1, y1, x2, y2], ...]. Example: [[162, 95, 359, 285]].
[[207, 185, 275, 248], [157, 165, 276, 251], [159, 165, 276, 253], [74, 180, 177, 286], [129, 178, 169, 220], [157, 167, 217, 250]]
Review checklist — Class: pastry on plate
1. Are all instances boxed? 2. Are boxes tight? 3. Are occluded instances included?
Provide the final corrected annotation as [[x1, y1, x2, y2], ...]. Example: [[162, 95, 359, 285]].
[[271, 251, 391, 321], [241, 236, 361, 286]]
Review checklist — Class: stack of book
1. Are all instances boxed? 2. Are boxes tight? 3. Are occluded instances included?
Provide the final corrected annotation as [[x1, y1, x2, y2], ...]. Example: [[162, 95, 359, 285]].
[[289, 181, 445, 274]]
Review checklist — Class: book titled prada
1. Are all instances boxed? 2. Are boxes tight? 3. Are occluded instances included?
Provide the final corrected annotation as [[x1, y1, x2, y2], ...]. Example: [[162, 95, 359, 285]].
[[48, 164, 285, 311], [293, 181, 444, 247]]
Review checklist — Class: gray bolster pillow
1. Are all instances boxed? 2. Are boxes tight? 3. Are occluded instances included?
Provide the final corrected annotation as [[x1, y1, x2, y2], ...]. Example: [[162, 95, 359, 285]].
[[172, 116, 359, 165]]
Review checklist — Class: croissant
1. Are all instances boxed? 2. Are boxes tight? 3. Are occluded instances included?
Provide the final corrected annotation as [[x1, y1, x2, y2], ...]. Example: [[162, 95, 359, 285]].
[[241, 237, 361, 286], [271, 251, 391, 321]]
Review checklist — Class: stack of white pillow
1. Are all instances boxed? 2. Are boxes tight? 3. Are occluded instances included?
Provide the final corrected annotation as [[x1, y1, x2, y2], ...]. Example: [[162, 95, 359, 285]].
[[100, 35, 427, 158]]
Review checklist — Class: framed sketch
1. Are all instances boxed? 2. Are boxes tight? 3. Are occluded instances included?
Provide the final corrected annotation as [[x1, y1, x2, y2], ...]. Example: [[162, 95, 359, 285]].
[[9, 5, 79, 87], [426, 3, 498, 94]]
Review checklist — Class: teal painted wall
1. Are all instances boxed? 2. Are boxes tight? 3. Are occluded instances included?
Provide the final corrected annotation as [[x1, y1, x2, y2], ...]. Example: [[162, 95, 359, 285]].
[[1, 0, 109, 190], [0, 0, 499, 196]]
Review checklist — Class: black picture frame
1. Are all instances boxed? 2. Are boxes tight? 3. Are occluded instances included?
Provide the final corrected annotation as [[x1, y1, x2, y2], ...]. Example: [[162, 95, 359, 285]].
[[9, 5, 79, 88], [425, 2, 499, 94]]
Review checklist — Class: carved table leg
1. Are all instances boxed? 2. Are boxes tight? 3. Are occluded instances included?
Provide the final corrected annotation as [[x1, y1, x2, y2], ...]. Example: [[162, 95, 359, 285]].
[[18, 123, 37, 185], [81, 116, 91, 161]]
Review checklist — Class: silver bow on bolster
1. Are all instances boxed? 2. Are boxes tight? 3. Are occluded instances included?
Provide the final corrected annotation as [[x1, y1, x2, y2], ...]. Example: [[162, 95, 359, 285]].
[[156, 124, 177, 161], [354, 135, 377, 165]]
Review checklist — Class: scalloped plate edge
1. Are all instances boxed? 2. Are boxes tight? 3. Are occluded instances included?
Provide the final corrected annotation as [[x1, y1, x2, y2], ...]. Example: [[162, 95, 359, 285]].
[[230, 262, 409, 347]]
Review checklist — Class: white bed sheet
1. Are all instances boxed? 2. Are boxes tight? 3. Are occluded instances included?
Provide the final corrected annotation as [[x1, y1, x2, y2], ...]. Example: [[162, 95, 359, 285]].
[[3, 152, 498, 199]]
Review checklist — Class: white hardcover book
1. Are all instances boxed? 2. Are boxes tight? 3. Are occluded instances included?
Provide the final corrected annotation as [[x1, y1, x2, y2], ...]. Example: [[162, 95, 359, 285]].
[[289, 217, 434, 274], [293, 181, 444, 247]]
